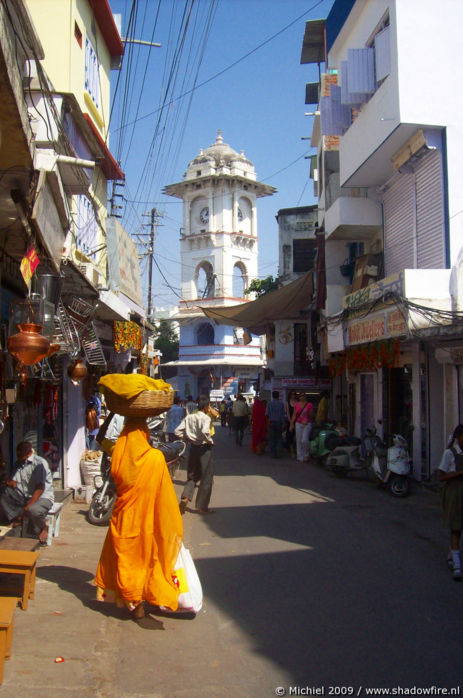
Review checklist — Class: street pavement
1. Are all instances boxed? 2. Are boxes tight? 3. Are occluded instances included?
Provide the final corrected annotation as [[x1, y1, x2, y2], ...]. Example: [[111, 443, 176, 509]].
[[1, 425, 461, 697]]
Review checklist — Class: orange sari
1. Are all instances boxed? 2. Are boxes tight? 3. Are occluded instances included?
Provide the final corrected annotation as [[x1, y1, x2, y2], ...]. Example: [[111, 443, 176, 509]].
[[94, 420, 183, 611]]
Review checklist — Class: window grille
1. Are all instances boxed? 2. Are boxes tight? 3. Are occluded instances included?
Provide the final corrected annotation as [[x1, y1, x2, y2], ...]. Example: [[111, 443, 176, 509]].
[[85, 36, 100, 109]]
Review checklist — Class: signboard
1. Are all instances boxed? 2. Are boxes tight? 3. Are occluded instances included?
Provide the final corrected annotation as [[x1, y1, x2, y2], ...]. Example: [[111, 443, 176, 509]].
[[343, 272, 403, 310], [210, 389, 224, 400], [106, 217, 143, 307], [347, 309, 407, 346], [31, 170, 68, 270], [278, 377, 331, 389]]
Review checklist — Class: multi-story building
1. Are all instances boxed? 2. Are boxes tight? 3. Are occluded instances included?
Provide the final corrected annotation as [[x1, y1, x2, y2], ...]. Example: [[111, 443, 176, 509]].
[[0, 1, 146, 488], [304, 0, 463, 478]]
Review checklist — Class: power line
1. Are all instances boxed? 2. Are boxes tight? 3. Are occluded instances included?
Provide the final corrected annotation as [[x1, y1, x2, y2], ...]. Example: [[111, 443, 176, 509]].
[[112, 0, 326, 134]]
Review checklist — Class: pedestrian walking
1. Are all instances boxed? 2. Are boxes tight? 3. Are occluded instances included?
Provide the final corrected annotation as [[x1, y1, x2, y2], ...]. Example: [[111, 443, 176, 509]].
[[251, 395, 268, 454], [185, 395, 197, 415], [232, 394, 249, 446], [438, 424, 463, 581], [175, 395, 215, 515], [165, 396, 185, 442], [219, 399, 227, 427], [284, 390, 298, 457], [289, 393, 314, 462], [315, 390, 330, 426], [266, 391, 286, 458], [94, 416, 183, 627], [85, 391, 101, 451]]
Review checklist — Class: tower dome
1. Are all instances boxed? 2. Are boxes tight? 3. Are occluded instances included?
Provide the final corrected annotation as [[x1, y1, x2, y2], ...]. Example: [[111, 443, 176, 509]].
[[183, 131, 257, 181]]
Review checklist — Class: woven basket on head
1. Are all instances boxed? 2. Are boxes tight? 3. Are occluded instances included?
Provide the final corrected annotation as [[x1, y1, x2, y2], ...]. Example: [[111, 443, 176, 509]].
[[104, 388, 174, 417]]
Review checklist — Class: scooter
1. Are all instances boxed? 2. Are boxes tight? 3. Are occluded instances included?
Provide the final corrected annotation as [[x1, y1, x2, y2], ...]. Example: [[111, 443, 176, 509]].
[[309, 423, 345, 466], [87, 440, 186, 526], [370, 433, 411, 497], [325, 432, 365, 476]]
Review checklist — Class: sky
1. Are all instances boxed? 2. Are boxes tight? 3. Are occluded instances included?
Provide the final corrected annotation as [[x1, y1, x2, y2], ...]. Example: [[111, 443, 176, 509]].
[[107, 0, 334, 311]]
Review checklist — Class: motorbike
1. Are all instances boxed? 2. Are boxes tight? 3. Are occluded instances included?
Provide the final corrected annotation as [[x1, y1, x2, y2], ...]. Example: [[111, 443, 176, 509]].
[[308, 423, 344, 466], [87, 439, 186, 526], [327, 427, 411, 497], [325, 433, 364, 476], [370, 432, 411, 497]]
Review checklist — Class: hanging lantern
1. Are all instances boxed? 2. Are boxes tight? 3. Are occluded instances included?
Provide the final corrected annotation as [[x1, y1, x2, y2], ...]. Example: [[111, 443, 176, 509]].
[[7, 323, 50, 366], [67, 359, 87, 386]]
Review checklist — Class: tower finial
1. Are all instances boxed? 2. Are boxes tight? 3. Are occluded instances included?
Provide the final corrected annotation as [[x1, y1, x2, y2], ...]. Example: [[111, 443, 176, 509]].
[[216, 130, 223, 144]]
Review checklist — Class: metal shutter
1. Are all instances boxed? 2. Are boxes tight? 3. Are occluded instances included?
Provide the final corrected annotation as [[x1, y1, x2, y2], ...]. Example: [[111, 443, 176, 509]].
[[383, 173, 416, 274], [415, 150, 445, 269]]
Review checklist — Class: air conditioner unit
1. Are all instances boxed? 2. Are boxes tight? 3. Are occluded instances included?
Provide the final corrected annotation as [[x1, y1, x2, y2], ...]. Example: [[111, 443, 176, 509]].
[[78, 263, 104, 288]]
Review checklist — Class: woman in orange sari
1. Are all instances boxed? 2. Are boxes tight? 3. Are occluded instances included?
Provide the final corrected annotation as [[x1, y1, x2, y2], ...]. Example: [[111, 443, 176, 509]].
[[251, 396, 268, 454], [94, 418, 182, 628]]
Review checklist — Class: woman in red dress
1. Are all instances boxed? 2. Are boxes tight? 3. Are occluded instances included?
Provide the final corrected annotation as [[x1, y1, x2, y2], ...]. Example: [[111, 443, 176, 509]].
[[251, 396, 268, 454]]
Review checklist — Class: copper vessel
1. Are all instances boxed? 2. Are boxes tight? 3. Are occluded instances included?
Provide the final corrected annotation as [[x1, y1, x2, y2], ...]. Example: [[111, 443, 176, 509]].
[[47, 343, 60, 358], [7, 323, 50, 366], [67, 359, 87, 384]]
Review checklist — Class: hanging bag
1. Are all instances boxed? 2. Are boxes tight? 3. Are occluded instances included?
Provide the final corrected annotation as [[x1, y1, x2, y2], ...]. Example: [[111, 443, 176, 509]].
[[172, 544, 203, 614]]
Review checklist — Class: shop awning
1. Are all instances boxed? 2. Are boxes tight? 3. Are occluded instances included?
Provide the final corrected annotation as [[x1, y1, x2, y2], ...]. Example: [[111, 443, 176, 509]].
[[96, 289, 131, 321], [163, 357, 262, 367], [201, 270, 314, 335]]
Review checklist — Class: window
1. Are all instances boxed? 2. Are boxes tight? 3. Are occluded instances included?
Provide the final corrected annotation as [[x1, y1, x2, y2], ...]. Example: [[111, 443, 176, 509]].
[[76, 195, 98, 259], [293, 239, 317, 273], [282, 244, 291, 276], [85, 36, 100, 109], [197, 323, 214, 345], [294, 323, 309, 376], [74, 22, 82, 48]]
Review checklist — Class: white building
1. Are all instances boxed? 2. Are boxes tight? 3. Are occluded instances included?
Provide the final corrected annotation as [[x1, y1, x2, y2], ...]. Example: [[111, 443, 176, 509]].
[[304, 0, 463, 478], [163, 131, 275, 397]]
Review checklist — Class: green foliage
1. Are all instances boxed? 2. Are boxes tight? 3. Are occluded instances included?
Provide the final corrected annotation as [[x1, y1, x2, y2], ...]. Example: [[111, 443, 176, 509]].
[[154, 319, 179, 363], [244, 275, 281, 297]]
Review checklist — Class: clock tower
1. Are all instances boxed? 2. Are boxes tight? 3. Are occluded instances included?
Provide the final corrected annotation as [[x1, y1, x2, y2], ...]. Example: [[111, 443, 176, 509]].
[[163, 131, 276, 397]]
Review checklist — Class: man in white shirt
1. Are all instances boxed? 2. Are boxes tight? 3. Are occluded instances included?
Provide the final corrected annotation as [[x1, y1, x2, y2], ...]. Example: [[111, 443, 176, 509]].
[[175, 395, 215, 515]]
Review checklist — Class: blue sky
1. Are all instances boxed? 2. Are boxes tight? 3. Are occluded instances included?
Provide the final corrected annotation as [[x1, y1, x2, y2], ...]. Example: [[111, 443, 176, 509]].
[[108, 0, 334, 310]]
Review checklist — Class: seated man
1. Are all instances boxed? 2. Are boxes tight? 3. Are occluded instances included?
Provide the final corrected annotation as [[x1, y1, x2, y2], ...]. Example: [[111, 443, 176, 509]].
[[0, 441, 54, 543]]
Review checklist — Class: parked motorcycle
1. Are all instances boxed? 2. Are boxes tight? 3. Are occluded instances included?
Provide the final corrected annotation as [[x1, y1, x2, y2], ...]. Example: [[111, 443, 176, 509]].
[[371, 433, 411, 497], [87, 439, 186, 526], [327, 427, 411, 497], [308, 423, 344, 466], [325, 433, 364, 476]]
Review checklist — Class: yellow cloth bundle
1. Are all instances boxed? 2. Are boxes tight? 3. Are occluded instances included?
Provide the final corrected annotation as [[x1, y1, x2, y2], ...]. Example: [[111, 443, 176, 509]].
[[98, 374, 171, 400]]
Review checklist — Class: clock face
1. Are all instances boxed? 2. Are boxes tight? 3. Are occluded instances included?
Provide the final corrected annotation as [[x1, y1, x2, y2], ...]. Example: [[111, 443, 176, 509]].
[[199, 207, 209, 224], [237, 207, 243, 222]]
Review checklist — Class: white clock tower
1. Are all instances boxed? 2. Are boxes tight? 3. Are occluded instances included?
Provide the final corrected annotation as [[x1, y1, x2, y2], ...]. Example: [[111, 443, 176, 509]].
[[163, 131, 276, 397]]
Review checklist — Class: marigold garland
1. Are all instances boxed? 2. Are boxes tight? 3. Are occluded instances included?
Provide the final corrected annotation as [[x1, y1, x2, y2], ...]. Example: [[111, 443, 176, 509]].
[[329, 339, 400, 377], [113, 321, 142, 353]]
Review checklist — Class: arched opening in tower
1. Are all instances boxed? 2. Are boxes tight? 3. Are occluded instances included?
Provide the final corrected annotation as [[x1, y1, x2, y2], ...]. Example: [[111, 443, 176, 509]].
[[232, 262, 248, 298], [196, 261, 215, 298]]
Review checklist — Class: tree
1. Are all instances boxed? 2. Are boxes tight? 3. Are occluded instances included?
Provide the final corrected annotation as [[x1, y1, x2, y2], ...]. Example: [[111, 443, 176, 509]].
[[154, 319, 179, 363], [244, 275, 281, 297]]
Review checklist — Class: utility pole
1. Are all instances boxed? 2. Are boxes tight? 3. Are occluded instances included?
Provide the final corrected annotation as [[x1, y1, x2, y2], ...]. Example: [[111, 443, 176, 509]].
[[147, 208, 155, 321], [142, 207, 159, 322]]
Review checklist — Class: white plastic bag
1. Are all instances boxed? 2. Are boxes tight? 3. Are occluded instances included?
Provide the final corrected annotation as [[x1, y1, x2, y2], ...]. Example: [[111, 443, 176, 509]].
[[172, 544, 203, 614]]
